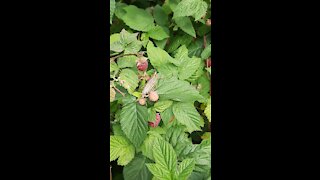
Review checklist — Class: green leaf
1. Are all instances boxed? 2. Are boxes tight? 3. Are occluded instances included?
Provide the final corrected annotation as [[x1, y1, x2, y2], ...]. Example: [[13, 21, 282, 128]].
[[147, 107, 157, 122], [201, 44, 211, 59], [164, 125, 192, 158], [172, 45, 189, 66], [112, 123, 125, 136], [197, 74, 210, 99], [187, 38, 203, 57], [141, 33, 150, 48], [110, 61, 119, 73], [206, 67, 211, 75], [110, 41, 124, 53], [146, 164, 171, 180], [204, 97, 211, 122], [172, 102, 203, 133], [120, 29, 138, 45], [148, 25, 170, 40], [154, 39, 168, 49], [156, 77, 204, 102], [147, 42, 175, 68], [173, 0, 208, 21], [123, 154, 152, 180], [166, 33, 193, 53], [183, 138, 211, 174], [193, 0, 208, 21], [173, 0, 199, 18], [119, 69, 139, 94], [117, 55, 137, 69], [154, 100, 173, 112], [110, 0, 116, 24], [187, 63, 205, 83], [154, 5, 169, 26], [124, 40, 142, 54], [146, 138, 177, 180], [120, 101, 149, 148], [178, 56, 201, 80], [157, 63, 179, 78], [176, 158, 195, 179], [110, 135, 135, 166], [175, 17, 196, 37], [115, 2, 127, 19], [110, 33, 120, 44], [141, 133, 162, 161], [173, 45, 202, 80], [160, 106, 174, 126], [121, 5, 155, 32]]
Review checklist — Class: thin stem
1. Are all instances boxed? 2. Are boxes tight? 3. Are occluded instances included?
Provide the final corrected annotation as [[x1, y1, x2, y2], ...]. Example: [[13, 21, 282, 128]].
[[113, 86, 125, 97], [110, 53, 138, 61]]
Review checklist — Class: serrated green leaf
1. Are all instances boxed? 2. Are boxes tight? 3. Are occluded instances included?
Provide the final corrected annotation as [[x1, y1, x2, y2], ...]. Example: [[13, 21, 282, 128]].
[[178, 56, 201, 80], [173, 0, 208, 21], [166, 33, 193, 53], [197, 74, 210, 99], [110, 41, 124, 53], [141, 133, 161, 161], [125, 40, 142, 54], [183, 138, 211, 174], [112, 123, 125, 136], [156, 77, 204, 102], [154, 39, 168, 49], [157, 63, 179, 78], [123, 154, 152, 180], [146, 164, 172, 180], [204, 97, 211, 122], [154, 5, 169, 26], [119, 69, 139, 94], [172, 102, 203, 133], [110, 135, 135, 166], [117, 55, 137, 69], [146, 138, 177, 180], [147, 42, 175, 68], [160, 106, 174, 126], [164, 125, 192, 158], [148, 107, 157, 122], [173, 45, 202, 80], [110, 61, 119, 73], [187, 63, 204, 83], [110, 0, 116, 24], [121, 5, 155, 32], [120, 101, 149, 148], [187, 38, 203, 57], [154, 100, 173, 112], [193, 1, 208, 21], [148, 25, 170, 40], [172, 45, 189, 66], [120, 29, 138, 45], [201, 44, 211, 59], [175, 17, 196, 37], [115, 2, 127, 19], [176, 158, 195, 179]]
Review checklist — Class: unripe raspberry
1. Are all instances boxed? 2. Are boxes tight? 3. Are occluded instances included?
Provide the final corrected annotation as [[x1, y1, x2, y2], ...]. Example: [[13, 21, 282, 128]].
[[136, 57, 148, 71], [149, 91, 159, 102], [206, 19, 211, 26], [138, 98, 146, 105]]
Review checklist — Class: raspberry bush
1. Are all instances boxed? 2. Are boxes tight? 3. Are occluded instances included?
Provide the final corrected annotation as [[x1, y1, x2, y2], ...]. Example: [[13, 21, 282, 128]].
[[110, 0, 212, 179]]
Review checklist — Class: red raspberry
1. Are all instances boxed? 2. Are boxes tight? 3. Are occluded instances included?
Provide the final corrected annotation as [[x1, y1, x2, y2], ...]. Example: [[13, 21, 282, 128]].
[[136, 57, 148, 71], [149, 113, 161, 127]]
